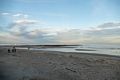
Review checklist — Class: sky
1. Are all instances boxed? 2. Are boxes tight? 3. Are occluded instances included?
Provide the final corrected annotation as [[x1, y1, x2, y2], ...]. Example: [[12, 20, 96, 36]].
[[0, 0, 120, 45]]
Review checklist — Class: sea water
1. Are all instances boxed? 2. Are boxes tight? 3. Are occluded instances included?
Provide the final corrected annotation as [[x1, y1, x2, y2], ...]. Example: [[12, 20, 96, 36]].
[[30, 44, 120, 56]]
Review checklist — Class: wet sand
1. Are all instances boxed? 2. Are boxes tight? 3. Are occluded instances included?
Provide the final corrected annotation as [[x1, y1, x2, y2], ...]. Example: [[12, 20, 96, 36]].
[[0, 47, 120, 80]]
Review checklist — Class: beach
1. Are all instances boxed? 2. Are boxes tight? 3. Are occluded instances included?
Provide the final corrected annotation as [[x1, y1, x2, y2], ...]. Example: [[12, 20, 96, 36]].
[[0, 47, 120, 80]]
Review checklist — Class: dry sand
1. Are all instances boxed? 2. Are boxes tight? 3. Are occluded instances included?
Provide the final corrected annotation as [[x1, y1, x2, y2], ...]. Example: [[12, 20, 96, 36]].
[[0, 47, 120, 80]]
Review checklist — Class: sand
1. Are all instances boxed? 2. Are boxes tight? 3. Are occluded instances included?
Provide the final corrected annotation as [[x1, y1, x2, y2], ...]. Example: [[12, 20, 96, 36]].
[[0, 47, 120, 80]]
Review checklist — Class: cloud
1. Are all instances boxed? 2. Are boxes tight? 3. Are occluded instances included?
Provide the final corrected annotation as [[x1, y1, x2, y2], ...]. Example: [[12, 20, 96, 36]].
[[81, 22, 120, 44], [0, 12, 29, 19], [4, 22, 120, 44], [14, 19, 37, 25], [1, 12, 120, 44], [13, 13, 22, 17], [1, 12, 9, 15], [2, 25, 120, 45], [13, 13, 29, 18], [0, 32, 33, 44], [8, 18, 38, 37], [88, 22, 120, 31], [97, 22, 120, 29]]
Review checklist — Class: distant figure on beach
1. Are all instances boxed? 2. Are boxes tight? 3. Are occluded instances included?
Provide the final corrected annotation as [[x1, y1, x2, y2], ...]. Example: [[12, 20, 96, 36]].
[[28, 47, 30, 50], [8, 47, 16, 53], [8, 49, 10, 53], [12, 46, 16, 52]]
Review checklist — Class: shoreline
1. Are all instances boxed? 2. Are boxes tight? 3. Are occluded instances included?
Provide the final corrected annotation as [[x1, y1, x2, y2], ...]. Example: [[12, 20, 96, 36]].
[[30, 49, 120, 58]]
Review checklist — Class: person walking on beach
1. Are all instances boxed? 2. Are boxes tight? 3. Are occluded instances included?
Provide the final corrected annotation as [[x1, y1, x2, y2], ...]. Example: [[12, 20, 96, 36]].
[[8, 49, 10, 53], [12, 46, 16, 52]]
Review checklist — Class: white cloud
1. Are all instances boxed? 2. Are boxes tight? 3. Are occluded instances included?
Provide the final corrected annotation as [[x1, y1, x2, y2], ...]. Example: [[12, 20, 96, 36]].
[[11, 19, 35, 26], [14, 19, 37, 25], [24, 14, 29, 18], [1, 12, 120, 45], [0, 32, 34, 44], [11, 13, 40, 26], [13, 13, 22, 17], [97, 22, 120, 29], [88, 22, 120, 31], [13, 13, 29, 18], [1, 12, 29, 19], [5, 21, 120, 44], [1, 12, 9, 15], [7, 17, 38, 37]]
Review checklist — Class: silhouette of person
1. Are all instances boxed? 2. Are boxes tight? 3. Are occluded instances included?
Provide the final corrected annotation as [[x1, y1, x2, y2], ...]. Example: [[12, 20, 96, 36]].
[[12, 46, 16, 52], [8, 49, 10, 53], [12, 48, 14, 52]]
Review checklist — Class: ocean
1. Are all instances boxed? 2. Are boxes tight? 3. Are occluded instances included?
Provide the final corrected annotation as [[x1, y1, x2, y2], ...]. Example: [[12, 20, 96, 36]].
[[30, 44, 120, 56]]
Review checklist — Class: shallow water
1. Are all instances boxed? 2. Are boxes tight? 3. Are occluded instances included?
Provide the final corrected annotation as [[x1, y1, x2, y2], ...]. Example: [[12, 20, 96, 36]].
[[29, 44, 120, 56]]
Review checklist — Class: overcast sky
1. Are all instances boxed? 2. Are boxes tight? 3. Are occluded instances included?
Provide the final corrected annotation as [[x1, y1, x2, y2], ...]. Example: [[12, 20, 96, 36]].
[[0, 0, 120, 45]]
